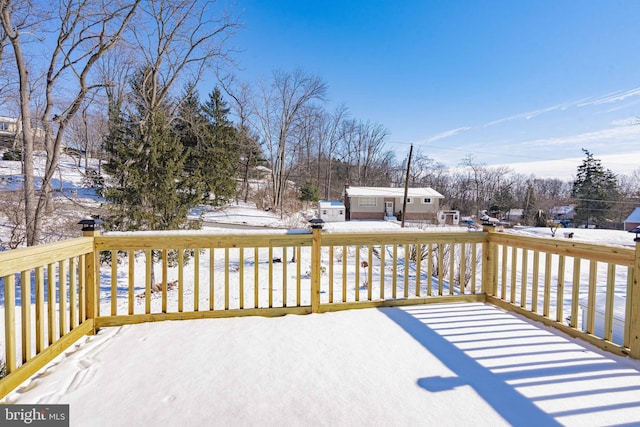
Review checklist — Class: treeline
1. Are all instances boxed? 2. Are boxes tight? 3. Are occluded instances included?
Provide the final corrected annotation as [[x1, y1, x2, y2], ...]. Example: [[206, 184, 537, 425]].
[[212, 69, 640, 229], [104, 65, 640, 229], [215, 68, 640, 228]]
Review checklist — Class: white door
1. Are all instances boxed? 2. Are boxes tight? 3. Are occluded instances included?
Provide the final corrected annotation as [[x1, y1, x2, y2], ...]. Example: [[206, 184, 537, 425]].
[[385, 201, 394, 216]]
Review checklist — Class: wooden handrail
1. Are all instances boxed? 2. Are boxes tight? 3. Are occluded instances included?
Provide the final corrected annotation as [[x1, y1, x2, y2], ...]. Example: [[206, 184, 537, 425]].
[[0, 235, 97, 399], [1, 226, 639, 400]]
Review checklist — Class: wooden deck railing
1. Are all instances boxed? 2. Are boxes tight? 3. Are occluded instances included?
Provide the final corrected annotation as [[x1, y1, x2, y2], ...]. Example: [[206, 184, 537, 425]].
[[0, 224, 639, 398], [90, 228, 486, 327], [484, 227, 640, 359], [0, 234, 98, 397]]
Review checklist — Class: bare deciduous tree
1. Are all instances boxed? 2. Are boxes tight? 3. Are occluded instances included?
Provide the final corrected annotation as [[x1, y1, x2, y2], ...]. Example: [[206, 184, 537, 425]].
[[128, 0, 238, 120], [0, 0, 238, 245], [66, 97, 107, 170], [0, 0, 141, 245], [97, 45, 136, 123], [218, 73, 262, 203], [252, 69, 327, 213], [336, 118, 389, 187], [317, 104, 348, 198]]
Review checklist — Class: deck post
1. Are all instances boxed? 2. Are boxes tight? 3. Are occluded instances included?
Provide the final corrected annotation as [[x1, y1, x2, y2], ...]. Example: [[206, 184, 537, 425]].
[[79, 218, 103, 335], [629, 236, 640, 358], [310, 219, 324, 313], [481, 225, 497, 297]]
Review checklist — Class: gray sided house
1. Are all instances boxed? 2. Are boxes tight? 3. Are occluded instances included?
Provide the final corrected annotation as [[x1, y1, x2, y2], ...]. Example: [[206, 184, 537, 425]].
[[343, 186, 444, 222], [551, 205, 575, 220], [624, 207, 640, 232], [502, 208, 524, 224]]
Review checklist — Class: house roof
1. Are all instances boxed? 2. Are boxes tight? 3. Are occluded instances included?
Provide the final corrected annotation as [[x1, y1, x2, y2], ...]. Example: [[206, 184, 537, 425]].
[[505, 209, 524, 216], [624, 207, 640, 223], [551, 205, 574, 215], [344, 186, 443, 198], [318, 199, 345, 209]]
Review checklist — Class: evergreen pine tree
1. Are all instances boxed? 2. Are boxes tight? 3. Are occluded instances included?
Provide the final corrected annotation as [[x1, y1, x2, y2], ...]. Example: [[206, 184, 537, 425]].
[[175, 83, 209, 202], [572, 149, 619, 228], [199, 87, 239, 206], [103, 68, 198, 232], [177, 86, 239, 207], [298, 182, 320, 209]]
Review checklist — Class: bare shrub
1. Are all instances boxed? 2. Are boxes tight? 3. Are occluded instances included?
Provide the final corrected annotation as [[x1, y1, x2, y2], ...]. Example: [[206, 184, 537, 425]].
[[0, 190, 26, 249], [426, 242, 482, 292]]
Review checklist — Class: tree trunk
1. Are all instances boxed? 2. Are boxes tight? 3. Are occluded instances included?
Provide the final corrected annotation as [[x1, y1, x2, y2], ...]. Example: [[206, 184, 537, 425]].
[[2, 12, 37, 245], [242, 155, 251, 203]]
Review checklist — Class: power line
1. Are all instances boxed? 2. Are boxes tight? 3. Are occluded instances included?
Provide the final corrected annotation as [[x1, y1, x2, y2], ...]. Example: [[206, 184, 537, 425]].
[[387, 140, 640, 168], [571, 197, 639, 205]]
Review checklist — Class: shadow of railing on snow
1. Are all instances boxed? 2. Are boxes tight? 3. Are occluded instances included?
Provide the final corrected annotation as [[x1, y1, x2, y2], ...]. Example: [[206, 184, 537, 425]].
[[379, 303, 640, 426]]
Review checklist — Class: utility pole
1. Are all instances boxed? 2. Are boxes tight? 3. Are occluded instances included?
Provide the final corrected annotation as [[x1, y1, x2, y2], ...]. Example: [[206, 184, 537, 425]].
[[401, 144, 413, 228]]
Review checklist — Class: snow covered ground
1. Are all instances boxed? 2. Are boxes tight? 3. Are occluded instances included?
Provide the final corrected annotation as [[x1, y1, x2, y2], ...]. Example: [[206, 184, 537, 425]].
[[3, 303, 640, 426], [510, 225, 637, 248], [1, 223, 639, 426]]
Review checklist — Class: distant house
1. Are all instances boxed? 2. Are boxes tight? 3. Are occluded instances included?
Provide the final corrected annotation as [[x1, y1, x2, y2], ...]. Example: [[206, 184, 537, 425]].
[[343, 186, 444, 222], [318, 200, 345, 222], [0, 116, 19, 148], [624, 207, 640, 231], [502, 208, 524, 223], [550, 205, 575, 221], [0, 116, 46, 149]]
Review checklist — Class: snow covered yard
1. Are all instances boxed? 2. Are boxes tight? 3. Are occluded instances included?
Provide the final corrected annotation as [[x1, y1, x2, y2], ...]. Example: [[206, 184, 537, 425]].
[[3, 302, 640, 426]]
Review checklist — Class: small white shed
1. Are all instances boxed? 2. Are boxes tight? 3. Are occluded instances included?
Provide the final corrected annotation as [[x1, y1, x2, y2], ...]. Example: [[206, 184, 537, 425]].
[[438, 210, 460, 225], [318, 200, 346, 222]]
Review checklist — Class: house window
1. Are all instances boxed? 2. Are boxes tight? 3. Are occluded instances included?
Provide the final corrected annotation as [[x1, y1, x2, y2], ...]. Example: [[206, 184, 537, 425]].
[[322, 210, 327, 215], [339, 210, 343, 215], [405, 197, 412, 204], [359, 197, 377, 207], [0, 122, 8, 131], [422, 197, 432, 204]]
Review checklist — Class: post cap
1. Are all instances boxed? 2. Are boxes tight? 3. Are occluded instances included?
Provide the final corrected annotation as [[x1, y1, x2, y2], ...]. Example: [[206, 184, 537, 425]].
[[78, 216, 104, 232], [309, 218, 325, 230]]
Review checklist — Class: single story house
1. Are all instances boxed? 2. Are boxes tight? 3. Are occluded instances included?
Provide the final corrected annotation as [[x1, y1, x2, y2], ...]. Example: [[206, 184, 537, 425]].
[[502, 208, 524, 223], [550, 205, 575, 221], [0, 116, 19, 148], [0, 116, 46, 148], [343, 186, 444, 222], [624, 207, 640, 232], [318, 200, 346, 222]]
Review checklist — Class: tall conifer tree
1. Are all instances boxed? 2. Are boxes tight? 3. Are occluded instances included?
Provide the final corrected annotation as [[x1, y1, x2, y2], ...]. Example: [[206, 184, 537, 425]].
[[200, 87, 239, 205], [178, 86, 239, 206], [572, 149, 619, 228], [103, 68, 197, 232]]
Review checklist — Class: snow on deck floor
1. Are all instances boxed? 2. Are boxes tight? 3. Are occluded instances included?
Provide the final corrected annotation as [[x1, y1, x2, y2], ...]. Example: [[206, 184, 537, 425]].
[[4, 303, 640, 427]]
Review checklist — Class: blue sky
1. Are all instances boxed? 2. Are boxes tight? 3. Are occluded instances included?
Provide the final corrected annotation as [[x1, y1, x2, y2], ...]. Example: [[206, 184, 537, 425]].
[[229, 1, 640, 179]]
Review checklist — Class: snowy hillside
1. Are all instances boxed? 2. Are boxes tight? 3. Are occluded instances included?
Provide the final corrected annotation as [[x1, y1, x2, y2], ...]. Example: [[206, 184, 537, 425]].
[[508, 225, 636, 248], [1, 151, 637, 248]]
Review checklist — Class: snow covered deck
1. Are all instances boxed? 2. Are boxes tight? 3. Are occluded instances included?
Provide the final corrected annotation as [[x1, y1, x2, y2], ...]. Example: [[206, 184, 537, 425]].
[[5, 302, 640, 426]]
